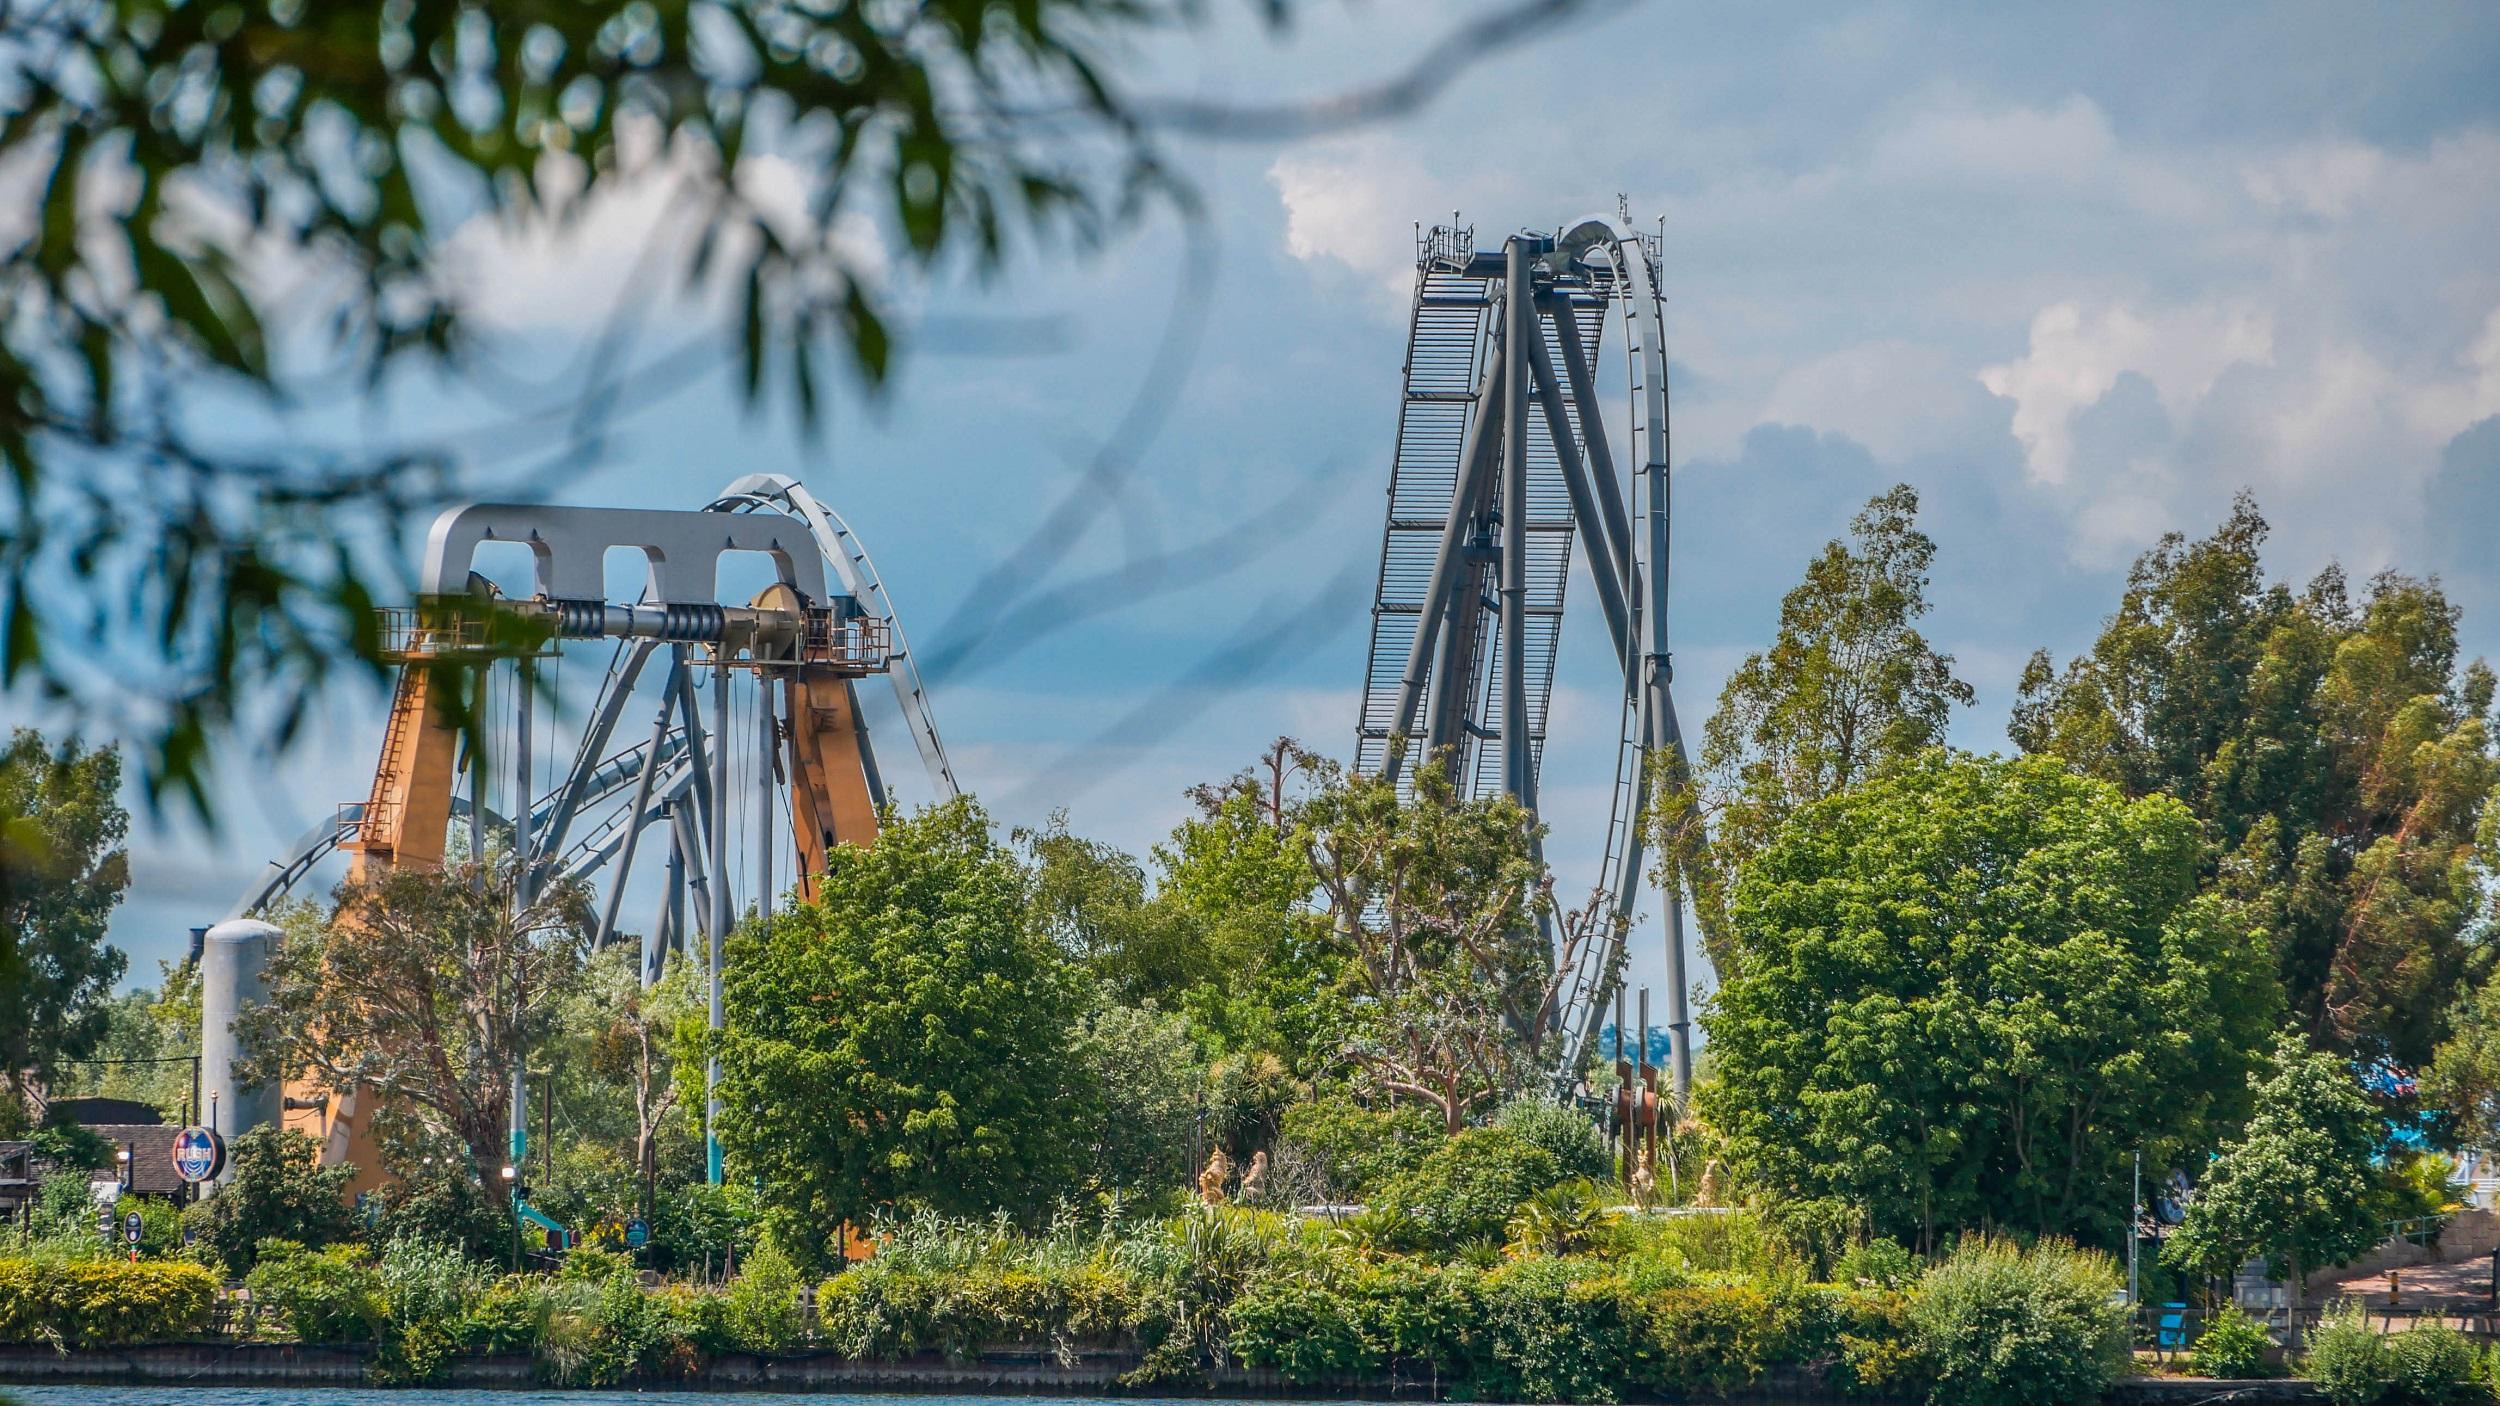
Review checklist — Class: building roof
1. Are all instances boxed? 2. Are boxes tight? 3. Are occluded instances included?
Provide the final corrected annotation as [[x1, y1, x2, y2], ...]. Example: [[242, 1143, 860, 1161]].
[[49, 1096, 166, 1127], [86, 1124, 186, 1196]]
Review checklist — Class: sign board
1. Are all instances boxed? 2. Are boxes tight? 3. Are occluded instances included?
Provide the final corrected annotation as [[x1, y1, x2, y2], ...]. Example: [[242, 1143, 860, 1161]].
[[123, 1210, 144, 1245], [169, 1126, 225, 1184], [96, 1207, 113, 1239], [624, 1218, 649, 1249]]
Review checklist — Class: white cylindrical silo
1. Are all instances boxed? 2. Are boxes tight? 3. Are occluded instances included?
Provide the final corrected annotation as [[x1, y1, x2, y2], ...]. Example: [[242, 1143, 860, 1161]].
[[198, 918, 283, 1187]]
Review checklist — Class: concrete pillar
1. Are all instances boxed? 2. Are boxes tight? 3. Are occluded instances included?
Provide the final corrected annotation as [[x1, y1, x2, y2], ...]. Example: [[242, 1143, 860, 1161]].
[[198, 918, 282, 1189]]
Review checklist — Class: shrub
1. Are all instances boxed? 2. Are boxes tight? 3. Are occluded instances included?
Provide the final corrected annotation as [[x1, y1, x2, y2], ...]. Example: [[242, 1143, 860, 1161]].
[[1277, 1093, 1445, 1200], [722, 1240, 806, 1352], [1494, 1097, 1614, 1182], [2307, 1304, 2392, 1406], [460, 1277, 558, 1352], [1603, 1206, 1803, 1279], [1372, 1127, 1567, 1252], [372, 1237, 488, 1383], [2192, 1304, 2274, 1380], [2389, 1323, 2484, 1406], [184, 1128, 360, 1272], [1834, 1238, 1922, 1290], [1909, 1235, 2127, 1406], [1832, 1288, 1926, 1396], [245, 1241, 384, 1344], [1229, 1276, 1378, 1383], [1465, 1257, 1628, 1403], [0, 1257, 218, 1346], [1638, 1282, 1792, 1393]]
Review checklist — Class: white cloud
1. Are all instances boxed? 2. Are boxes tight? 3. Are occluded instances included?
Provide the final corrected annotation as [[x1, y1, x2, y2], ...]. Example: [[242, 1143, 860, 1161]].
[[1979, 302, 2274, 486]]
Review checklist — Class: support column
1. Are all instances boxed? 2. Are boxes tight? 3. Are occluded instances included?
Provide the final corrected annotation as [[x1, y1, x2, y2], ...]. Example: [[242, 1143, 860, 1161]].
[[512, 658, 535, 897], [594, 647, 683, 956], [1499, 237, 1535, 808], [756, 674, 775, 927], [706, 659, 730, 1185]]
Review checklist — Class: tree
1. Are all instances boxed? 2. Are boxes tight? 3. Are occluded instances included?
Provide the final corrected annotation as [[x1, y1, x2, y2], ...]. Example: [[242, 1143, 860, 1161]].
[[1701, 751, 2280, 1251], [1156, 740, 1339, 1070], [1069, 997, 1208, 1198], [182, 1126, 361, 1273], [1680, 486, 1972, 966], [2423, 974, 2500, 1150], [2165, 1031, 2384, 1305], [238, 857, 591, 1202], [2012, 496, 2500, 1068], [1024, 815, 1212, 1008], [1301, 755, 1598, 1132], [0, 728, 130, 1112], [715, 798, 1091, 1256]]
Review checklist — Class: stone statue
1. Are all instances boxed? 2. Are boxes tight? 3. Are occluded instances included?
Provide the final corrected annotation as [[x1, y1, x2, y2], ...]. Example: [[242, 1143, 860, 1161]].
[[1197, 1148, 1233, 1205], [1630, 1144, 1657, 1208], [1696, 1157, 1724, 1209], [1237, 1149, 1268, 1205]]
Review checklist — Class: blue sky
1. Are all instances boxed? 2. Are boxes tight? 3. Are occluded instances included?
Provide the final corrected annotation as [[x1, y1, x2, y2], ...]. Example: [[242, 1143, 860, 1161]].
[[52, 1, 2500, 1002]]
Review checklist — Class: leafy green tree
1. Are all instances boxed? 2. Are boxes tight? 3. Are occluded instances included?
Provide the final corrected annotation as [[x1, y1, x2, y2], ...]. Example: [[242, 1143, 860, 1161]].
[[0, 729, 130, 1114], [2012, 496, 2500, 1068], [1679, 487, 1972, 968], [1069, 997, 1207, 1198], [1156, 742, 1338, 1070], [1274, 1091, 1445, 1201], [1701, 751, 2279, 1251], [2427, 975, 2500, 1148], [1302, 755, 1563, 1132], [1025, 816, 1212, 1007], [183, 1126, 362, 1273], [2165, 1031, 2385, 1304], [238, 857, 591, 1203], [715, 798, 1091, 1257]]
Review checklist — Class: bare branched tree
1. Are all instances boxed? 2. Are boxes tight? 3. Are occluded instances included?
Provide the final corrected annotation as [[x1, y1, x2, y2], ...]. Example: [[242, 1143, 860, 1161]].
[[238, 857, 591, 1201]]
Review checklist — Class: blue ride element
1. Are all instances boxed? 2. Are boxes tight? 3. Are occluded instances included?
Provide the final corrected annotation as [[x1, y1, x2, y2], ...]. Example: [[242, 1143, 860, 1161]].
[[2157, 1303, 2190, 1354], [514, 1198, 572, 1250]]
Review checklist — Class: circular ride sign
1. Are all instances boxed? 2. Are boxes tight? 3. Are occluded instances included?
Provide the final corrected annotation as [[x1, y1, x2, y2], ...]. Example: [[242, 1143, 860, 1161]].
[[169, 1127, 225, 1184], [624, 1218, 649, 1249]]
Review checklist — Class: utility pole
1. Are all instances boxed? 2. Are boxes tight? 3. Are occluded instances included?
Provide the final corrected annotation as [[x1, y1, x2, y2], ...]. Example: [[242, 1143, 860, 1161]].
[[2130, 1151, 2142, 1316]]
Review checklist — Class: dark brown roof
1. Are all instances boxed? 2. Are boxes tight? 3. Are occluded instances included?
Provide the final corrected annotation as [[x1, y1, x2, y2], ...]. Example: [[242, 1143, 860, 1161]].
[[87, 1124, 185, 1196], [50, 1096, 165, 1126]]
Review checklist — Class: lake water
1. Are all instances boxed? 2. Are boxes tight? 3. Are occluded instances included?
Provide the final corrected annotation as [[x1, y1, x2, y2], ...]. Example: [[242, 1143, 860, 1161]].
[[9, 1380, 1370, 1390], [9, 1395, 1378, 1406]]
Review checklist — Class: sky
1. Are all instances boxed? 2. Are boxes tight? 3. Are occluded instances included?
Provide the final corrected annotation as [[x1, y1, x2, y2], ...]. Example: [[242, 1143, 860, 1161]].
[[46, 0, 2500, 1008]]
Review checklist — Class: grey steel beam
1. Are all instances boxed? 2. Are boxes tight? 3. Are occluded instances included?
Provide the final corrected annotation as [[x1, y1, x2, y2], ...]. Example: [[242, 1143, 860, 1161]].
[[512, 658, 534, 895], [1526, 328, 1632, 666], [1551, 308, 1634, 599], [755, 676, 775, 928], [1498, 237, 1535, 809], [533, 640, 660, 871], [1381, 339, 1507, 785], [706, 659, 730, 1185], [591, 647, 686, 955]]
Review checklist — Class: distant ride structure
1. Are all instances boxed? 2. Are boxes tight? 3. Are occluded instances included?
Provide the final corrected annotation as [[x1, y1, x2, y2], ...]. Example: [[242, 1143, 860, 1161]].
[[1351, 215, 1707, 1101], [201, 473, 952, 1193]]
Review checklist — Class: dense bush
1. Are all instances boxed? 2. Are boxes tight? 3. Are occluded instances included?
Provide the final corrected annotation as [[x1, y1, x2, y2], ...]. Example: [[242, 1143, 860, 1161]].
[[721, 1240, 807, 1352], [1909, 1235, 2127, 1406], [2389, 1322, 2484, 1406], [1493, 1097, 1614, 1183], [0, 1257, 218, 1345], [2193, 1304, 2274, 1380], [1833, 1238, 1922, 1290], [2307, 1305, 2392, 1406], [1637, 1279, 1815, 1394], [1371, 1127, 1567, 1252], [1465, 1256, 1629, 1403], [244, 1240, 384, 1343], [185, 1128, 360, 1272], [1276, 1093, 1445, 1200]]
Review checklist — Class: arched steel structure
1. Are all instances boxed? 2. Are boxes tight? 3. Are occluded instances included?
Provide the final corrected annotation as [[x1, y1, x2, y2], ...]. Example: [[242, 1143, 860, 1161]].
[[219, 473, 953, 1188], [1352, 215, 1710, 1100]]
